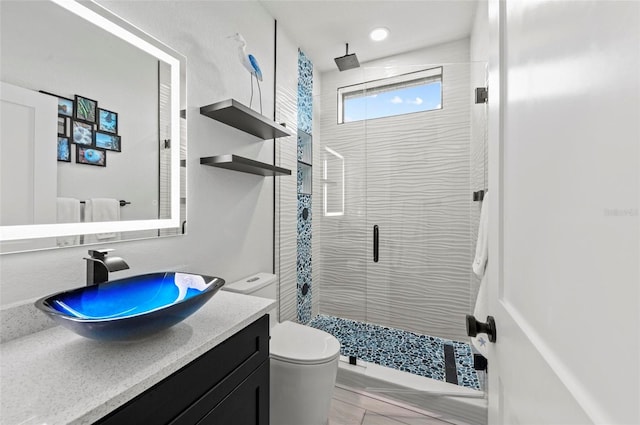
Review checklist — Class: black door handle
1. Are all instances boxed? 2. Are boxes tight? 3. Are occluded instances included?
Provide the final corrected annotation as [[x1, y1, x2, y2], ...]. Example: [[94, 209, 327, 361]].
[[466, 315, 497, 342], [373, 225, 379, 263]]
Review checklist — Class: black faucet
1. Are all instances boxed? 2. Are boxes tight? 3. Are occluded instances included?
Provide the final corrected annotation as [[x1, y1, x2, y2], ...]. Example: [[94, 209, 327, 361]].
[[84, 249, 130, 285]]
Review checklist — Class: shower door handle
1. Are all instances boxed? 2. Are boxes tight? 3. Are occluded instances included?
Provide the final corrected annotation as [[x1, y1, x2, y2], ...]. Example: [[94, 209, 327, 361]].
[[373, 225, 379, 263]]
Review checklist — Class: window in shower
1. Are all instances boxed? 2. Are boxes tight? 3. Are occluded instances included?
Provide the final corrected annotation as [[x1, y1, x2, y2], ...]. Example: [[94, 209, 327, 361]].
[[337, 67, 442, 124]]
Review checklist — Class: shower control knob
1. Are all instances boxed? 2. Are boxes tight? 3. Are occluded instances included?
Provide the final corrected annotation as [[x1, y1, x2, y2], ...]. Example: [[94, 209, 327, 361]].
[[466, 315, 497, 343]]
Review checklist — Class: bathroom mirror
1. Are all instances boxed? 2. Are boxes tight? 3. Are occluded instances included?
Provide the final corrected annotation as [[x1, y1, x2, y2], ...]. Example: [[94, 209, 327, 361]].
[[0, 0, 186, 253]]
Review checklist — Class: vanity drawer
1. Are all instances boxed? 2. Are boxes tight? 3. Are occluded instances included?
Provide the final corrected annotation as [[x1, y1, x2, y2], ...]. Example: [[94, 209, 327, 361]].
[[95, 314, 269, 425], [194, 359, 269, 425]]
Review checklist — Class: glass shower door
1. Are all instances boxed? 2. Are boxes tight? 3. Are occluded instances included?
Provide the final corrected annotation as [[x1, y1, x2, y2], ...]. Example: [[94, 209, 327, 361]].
[[363, 63, 475, 342], [314, 62, 488, 421], [361, 62, 488, 394]]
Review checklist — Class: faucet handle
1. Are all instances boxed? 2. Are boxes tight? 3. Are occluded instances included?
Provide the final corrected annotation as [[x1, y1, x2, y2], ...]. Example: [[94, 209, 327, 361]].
[[87, 248, 114, 259]]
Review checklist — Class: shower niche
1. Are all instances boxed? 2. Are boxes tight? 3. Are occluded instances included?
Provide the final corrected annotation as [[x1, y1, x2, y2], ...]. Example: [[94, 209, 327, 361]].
[[297, 130, 312, 194]]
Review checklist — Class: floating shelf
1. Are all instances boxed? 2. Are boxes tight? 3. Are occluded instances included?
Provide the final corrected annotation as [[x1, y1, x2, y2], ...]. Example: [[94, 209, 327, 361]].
[[200, 154, 291, 177], [200, 99, 292, 140]]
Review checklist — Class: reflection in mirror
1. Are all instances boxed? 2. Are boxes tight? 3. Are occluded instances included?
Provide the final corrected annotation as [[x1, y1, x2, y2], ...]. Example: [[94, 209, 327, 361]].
[[323, 147, 344, 217], [0, 0, 186, 253]]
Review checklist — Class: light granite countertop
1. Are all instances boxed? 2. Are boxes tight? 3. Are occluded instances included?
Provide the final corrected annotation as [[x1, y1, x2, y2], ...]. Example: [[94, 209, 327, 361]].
[[0, 291, 275, 425]]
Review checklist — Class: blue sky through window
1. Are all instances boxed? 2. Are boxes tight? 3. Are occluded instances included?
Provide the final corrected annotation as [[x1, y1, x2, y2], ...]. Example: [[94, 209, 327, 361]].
[[343, 81, 441, 123]]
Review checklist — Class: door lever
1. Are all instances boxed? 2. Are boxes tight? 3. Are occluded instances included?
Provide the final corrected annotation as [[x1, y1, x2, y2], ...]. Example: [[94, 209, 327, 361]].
[[466, 315, 497, 343]]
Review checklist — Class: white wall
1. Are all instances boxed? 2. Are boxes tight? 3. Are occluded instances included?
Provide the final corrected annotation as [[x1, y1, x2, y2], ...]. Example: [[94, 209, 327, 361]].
[[0, 1, 284, 305]]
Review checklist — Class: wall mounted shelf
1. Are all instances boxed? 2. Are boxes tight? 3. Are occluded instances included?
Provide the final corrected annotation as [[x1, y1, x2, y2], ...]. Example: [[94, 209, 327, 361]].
[[200, 155, 292, 177], [200, 99, 292, 140]]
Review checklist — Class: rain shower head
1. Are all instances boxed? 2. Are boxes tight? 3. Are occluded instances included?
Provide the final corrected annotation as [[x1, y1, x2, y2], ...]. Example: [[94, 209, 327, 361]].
[[334, 43, 360, 71]]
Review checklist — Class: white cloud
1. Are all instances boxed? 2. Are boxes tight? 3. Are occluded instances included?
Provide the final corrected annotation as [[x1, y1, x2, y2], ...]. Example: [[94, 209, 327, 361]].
[[390, 96, 403, 104], [407, 97, 423, 105], [436, 103, 442, 109]]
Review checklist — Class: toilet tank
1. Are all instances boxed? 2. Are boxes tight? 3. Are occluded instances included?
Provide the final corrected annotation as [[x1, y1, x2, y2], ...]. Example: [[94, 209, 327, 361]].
[[222, 273, 278, 326], [222, 273, 277, 300]]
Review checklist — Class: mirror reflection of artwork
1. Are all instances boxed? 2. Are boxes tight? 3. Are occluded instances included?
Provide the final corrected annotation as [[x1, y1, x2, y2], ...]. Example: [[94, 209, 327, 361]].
[[98, 108, 118, 134], [95, 131, 121, 152], [57, 137, 70, 162], [72, 120, 93, 145], [75, 95, 97, 123], [57, 116, 67, 136], [76, 146, 106, 167], [57, 96, 74, 117], [0, 0, 186, 252]]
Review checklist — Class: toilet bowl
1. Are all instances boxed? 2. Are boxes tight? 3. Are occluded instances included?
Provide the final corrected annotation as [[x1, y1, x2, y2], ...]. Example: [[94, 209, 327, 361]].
[[222, 273, 340, 425]]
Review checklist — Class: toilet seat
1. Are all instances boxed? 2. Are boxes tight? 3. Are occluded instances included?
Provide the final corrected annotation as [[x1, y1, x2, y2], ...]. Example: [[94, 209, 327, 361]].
[[270, 321, 341, 365]]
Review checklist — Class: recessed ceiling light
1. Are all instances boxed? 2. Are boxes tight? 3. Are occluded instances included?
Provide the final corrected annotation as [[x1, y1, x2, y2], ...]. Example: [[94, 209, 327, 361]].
[[370, 27, 389, 42]]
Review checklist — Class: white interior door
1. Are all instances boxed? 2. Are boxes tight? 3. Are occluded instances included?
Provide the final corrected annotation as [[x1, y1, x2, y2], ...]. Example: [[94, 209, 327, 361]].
[[0, 81, 57, 250], [486, 1, 639, 424]]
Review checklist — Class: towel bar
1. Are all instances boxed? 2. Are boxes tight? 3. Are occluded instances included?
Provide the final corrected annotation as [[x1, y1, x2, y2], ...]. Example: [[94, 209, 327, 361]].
[[80, 200, 130, 207]]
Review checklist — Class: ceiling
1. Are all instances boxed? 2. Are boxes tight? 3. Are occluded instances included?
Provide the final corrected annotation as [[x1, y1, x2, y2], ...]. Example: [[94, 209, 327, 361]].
[[259, 1, 479, 73]]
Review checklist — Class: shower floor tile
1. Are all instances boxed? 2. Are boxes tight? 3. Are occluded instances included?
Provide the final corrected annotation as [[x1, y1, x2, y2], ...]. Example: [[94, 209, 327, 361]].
[[308, 315, 480, 391]]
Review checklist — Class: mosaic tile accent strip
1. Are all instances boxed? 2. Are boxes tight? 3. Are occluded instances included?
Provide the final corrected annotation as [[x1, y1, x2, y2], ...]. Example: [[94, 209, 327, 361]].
[[308, 315, 480, 390], [297, 49, 313, 135], [297, 194, 312, 323], [297, 49, 313, 323]]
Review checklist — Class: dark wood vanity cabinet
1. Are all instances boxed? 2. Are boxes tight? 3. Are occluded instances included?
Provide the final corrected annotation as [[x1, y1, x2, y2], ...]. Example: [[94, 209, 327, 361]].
[[95, 315, 270, 425]]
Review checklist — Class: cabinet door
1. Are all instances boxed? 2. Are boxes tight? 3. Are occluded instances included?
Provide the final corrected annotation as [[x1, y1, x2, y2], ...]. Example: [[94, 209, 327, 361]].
[[197, 361, 269, 425], [96, 315, 269, 425]]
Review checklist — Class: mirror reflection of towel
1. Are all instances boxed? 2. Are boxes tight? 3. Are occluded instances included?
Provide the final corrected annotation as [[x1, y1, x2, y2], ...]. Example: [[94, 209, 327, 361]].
[[56, 198, 80, 247], [84, 198, 120, 243]]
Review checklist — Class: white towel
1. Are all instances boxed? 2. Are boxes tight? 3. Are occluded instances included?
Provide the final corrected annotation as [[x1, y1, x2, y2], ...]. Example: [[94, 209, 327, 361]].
[[56, 198, 81, 247], [470, 273, 489, 358], [84, 198, 120, 243], [472, 195, 489, 278]]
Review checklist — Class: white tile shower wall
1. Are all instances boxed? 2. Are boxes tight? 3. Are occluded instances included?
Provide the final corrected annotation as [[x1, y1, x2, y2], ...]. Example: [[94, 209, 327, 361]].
[[0, 1, 286, 305], [275, 25, 299, 323], [311, 73, 322, 319], [317, 39, 474, 342], [296, 51, 313, 323]]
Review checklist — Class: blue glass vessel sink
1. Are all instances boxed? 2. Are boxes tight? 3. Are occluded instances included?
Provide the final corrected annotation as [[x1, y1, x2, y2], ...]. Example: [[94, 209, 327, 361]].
[[35, 272, 225, 341]]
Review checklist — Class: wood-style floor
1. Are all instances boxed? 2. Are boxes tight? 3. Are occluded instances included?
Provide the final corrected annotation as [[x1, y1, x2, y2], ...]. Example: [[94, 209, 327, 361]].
[[329, 385, 468, 425]]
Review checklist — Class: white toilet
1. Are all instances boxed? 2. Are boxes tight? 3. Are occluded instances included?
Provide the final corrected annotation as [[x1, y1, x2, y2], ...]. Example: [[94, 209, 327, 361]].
[[222, 273, 340, 425]]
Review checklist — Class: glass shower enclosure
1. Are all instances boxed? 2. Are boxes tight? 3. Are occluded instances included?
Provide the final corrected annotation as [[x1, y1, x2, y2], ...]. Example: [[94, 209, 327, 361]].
[[310, 61, 488, 423]]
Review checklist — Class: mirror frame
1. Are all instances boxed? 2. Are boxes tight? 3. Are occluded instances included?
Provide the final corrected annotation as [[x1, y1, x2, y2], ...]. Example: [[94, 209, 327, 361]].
[[0, 0, 185, 242]]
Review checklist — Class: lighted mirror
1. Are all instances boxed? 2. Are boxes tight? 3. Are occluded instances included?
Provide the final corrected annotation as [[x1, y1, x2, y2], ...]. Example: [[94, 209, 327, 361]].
[[0, 0, 186, 253]]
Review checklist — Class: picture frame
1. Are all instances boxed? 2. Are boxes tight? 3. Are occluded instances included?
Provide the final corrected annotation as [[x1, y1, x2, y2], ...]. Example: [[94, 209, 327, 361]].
[[57, 96, 74, 118], [94, 131, 121, 152], [57, 137, 71, 162], [74, 95, 97, 123], [72, 120, 94, 145], [57, 116, 68, 136], [76, 146, 106, 167], [97, 108, 118, 134]]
